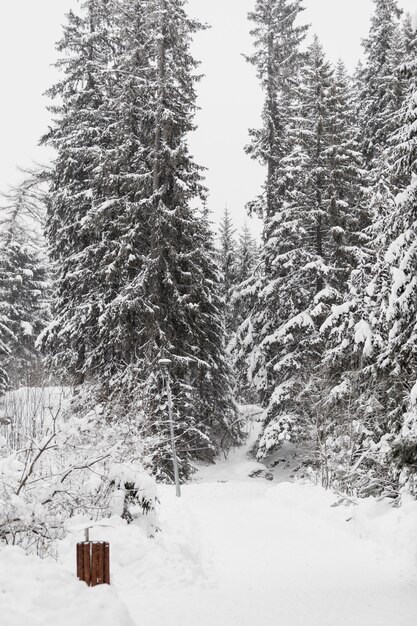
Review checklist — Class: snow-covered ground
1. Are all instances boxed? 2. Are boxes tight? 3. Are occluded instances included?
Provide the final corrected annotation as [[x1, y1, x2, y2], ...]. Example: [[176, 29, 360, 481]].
[[2, 405, 417, 626], [116, 483, 417, 626], [0, 546, 134, 626]]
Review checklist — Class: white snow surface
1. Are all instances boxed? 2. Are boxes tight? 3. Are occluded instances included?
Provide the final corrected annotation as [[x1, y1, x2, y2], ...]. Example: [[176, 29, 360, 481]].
[[2, 405, 417, 625], [0, 546, 134, 626]]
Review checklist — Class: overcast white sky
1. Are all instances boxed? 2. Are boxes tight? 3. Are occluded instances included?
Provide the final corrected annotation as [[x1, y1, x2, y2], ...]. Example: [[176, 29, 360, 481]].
[[0, 0, 416, 235]]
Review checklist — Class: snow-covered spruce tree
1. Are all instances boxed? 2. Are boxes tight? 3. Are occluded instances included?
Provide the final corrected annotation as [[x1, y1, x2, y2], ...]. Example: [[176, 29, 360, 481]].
[[228, 223, 260, 403], [306, 59, 376, 491], [315, 18, 417, 498], [245, 0, 308, 222], [312, 7, 417, 497], [358, 0, 404, 170], [370, 28, 417, 497], [221, 215, 259, 402], [253, 38, 347, 457], [236, 0, 308, 451], [43, 0, 238, 481], [253, 36, 336, 455], [242, 30, 372, 461], [190, 206, 239, 454], [40, 0, 117, 385], [0, 176, 49, 392], [325, 61, 370, 275], [232, 223, 259, 334], [218, 206, 238, 336], [70, 0, 156, 387], [350, 0, 406, 350], [111, 0, 238, 480], [319, 196, 405, 498], [354, 0, 408, 327], [402, 12, 417, 63], [236, 223, 259, 287]]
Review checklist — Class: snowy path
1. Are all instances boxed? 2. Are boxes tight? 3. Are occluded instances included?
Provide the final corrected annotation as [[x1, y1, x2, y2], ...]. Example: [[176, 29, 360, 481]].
[[119, 484, 417, 626], [114, 414, 417, 626], [4, 407, 417, 626]]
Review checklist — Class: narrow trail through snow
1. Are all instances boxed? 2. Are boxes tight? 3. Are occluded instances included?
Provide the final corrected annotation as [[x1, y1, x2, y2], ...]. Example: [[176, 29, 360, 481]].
[[116, 411, 417, 626]]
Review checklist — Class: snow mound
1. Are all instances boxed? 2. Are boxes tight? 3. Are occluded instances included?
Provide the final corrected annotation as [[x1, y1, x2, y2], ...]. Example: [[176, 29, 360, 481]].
[[59, 498, 207, 595], [347, 494, 417, 569], [0, 546, 133, 626], [266, 482, 417, 571], [266, 480, 336, 513]]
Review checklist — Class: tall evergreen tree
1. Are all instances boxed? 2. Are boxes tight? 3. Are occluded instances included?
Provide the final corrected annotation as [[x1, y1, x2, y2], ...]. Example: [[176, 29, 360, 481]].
[[315, 10, 417, 497], [359, 0, 404, 169], [229, 223, 260, 403], [254, 37, 340, 456], [326, 61, 370, 274], [241, 25, 371, 460], [246, 0, 309, 221], [0, 176, 49, 391], [237, 0, 308, 447], [108, 0, 237, 479], [371, 26, 417, 495], [41, 0, 116, 384], [218, 206, 237, 335], [42, 0, 238, 481], [235, 223, 258, 287], [402, 12, 416, 63]]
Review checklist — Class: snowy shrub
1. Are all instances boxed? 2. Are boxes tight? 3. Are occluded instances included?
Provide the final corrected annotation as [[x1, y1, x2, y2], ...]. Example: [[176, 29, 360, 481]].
[[108, 462, 158, 535], [391, 408, 417, 498], [257, 413, 303, 460], [0, 387, 158, 555]]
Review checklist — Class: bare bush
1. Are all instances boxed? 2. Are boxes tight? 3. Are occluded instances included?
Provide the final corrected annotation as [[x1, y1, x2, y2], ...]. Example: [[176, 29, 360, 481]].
[[0, 387, 157, 556]]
